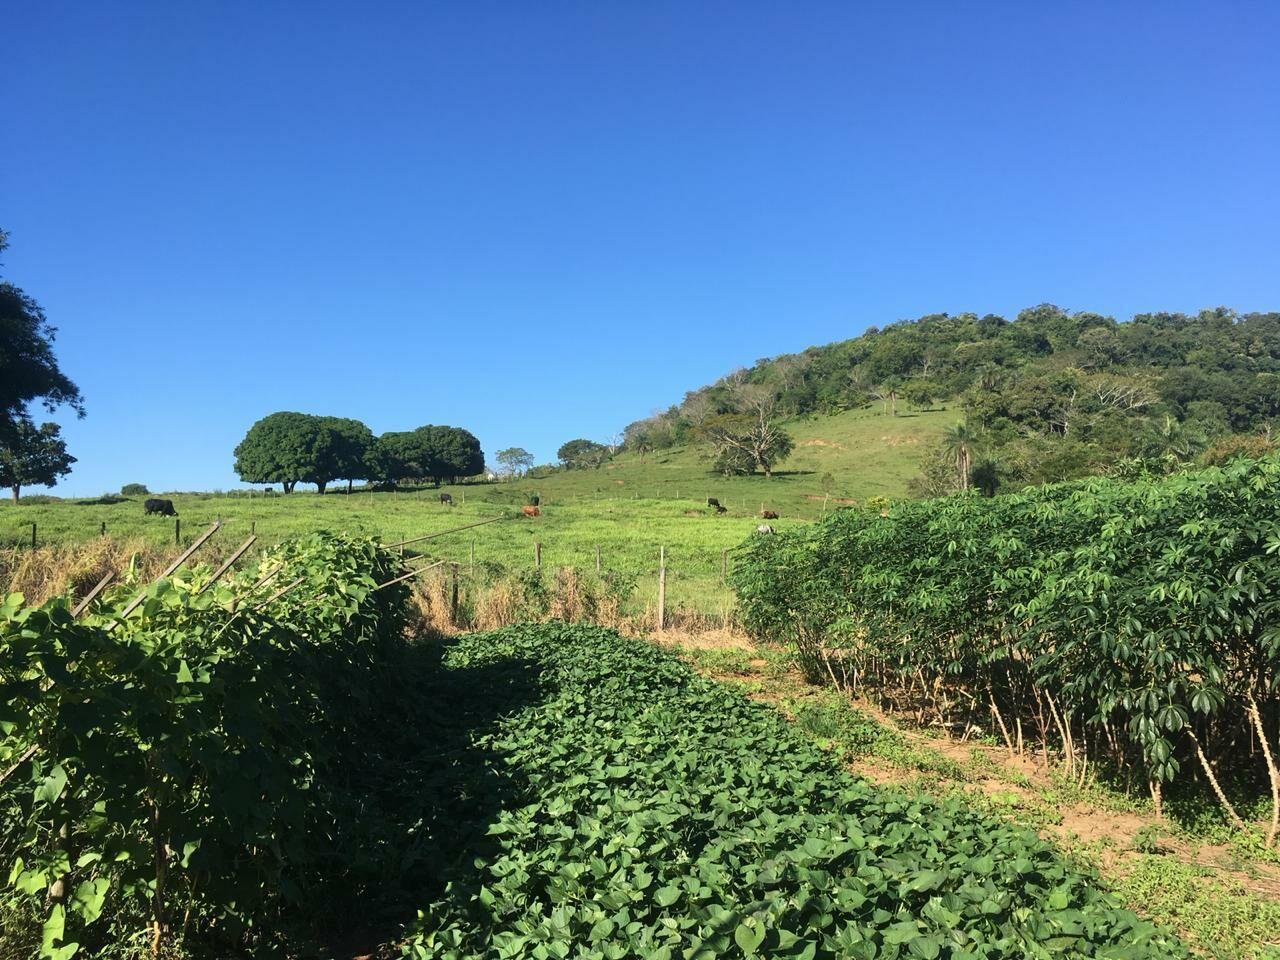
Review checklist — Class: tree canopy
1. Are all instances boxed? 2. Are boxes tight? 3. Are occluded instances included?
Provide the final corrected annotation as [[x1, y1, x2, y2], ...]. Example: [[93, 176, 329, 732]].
[[620, 304, 1280, 489], [233, 412, 351, 494], [0, 420, 75, 501], [367, 425, 484, 486], [496, 447, 534, 478], [557, 439, 609, 470], [0, 229, 84, 444]]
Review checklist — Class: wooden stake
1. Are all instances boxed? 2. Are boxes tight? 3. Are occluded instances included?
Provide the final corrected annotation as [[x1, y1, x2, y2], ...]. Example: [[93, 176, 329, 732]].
[[534, 542, 542, 567], [721, 548, 728, 582], [199, 535, 257, 595], [253, 576, 306, 610], [470, 539, 475, 575], [174, 518, 181, 545], [657, 546, 666, 632], [158, 522, 221, 579], [595, 544, 601, 574], [30, 522, 36, 550], [373, 560, 446, 592], [385, 514, 504, 548], [450, 564, 459, 621], [118, 522, 223, 620], [73, 571, 116, 618]]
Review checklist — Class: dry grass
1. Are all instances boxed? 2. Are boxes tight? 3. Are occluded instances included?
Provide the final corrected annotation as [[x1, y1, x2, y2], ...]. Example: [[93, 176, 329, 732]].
[[406, 564, 739, 638], [0, 539, 179, 607]]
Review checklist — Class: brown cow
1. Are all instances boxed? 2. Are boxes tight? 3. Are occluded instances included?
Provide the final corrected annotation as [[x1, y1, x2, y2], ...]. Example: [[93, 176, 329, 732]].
[[521, 505, 541, 517], [761, 510, 779, 520]]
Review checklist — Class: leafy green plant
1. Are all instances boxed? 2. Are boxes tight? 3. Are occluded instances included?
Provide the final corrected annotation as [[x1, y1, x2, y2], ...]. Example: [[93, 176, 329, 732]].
[[0, 533, 408, 957], [730, 456, 1280, 833], [403, 624, 1186, 959]]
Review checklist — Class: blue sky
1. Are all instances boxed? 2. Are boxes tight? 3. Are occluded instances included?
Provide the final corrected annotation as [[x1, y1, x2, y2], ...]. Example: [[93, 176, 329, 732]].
[[5, 1, 1278, 495]]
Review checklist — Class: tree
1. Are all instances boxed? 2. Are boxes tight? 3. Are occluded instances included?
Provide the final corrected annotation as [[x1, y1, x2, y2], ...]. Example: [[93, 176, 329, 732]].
[[370, 431, 429, 485], [416, 425, 484, 483], [121, 483, 149, 496], [941, 422, 980, 491], [557, 439, 609, 470], [970, 459, 1001, 497], [496, 447, 534, 478], [698, 392, 794, 478], [319, 417, 374, 493], [233, 412, 335, 494], [369, 425, 483, 486], [0, 229, 84, 444], [0, 420, 75, 501]]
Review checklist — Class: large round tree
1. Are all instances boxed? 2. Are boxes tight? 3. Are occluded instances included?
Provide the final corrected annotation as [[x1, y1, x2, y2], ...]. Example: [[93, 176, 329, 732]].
[[234, 412, 334, 494], [0, 228, 83, 446]]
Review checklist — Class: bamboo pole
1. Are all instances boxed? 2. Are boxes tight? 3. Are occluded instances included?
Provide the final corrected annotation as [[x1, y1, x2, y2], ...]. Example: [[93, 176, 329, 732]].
[[384, 514, 505, 548], [198, 535, 257, 595], [253, 576, 307, 610], [120, 521, 222, 618], [373, 560, 446, 592], [72, 571, 116, 618]]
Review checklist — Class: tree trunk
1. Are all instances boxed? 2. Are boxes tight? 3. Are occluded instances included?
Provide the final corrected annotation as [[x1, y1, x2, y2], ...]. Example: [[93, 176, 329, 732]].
[[9, 485, 18, 502], [283, 480, 295, 494], [347, 478, 353, 494], [316, 480, 327, 495]]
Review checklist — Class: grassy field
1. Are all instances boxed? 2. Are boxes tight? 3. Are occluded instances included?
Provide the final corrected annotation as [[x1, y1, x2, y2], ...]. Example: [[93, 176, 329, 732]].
[[0, 406, 953, 611]]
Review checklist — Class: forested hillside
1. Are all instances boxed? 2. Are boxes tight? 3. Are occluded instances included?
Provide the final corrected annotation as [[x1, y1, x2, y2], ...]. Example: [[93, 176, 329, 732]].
[[622, 305, 1280, 491]]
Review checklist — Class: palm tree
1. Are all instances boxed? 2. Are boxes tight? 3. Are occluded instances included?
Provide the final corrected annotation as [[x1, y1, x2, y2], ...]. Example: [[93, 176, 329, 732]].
[[941, 422, 980, 491]]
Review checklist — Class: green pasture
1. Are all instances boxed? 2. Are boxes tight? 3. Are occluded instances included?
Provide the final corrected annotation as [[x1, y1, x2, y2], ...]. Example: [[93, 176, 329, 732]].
[[0, 406, 952, 611]]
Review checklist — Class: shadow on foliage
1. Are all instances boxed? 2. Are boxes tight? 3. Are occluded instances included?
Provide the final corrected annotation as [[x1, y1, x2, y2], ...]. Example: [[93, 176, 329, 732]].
[[299, 637, 546, 958]]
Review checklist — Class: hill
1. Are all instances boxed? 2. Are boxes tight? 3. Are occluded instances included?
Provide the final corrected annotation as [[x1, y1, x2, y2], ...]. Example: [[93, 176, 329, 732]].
[[618, 304, 1280, 492]]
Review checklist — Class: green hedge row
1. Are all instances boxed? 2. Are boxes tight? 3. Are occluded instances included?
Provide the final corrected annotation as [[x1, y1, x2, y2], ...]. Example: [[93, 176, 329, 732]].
[[730, 457, 1280, 812], [0, 533, 409, 957]]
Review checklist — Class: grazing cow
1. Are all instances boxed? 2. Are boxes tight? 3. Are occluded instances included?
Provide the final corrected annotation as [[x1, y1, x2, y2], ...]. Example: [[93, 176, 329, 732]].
[[439, 493, 453, 506], [761, 510, 779, 520], [264, 487, 274, 496], [707, 497, 727, 514], [529, 494, 540, 506], [756, 524, 775, 534], [144, 498, 177, 517], [521, 505, 541, 518]]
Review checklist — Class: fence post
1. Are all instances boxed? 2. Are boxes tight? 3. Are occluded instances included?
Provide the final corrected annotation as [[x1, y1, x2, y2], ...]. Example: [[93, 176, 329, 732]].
[[722, 548, 728, 582], [595, 544, 601, 574], [30, 522, 36, 550], [657, 546, 666, 632], [534, 541, 542, 568], [175, 518, 181, 546], [251, 521, 256, 536], [100, 521, 107, 537], [470, 539, 475, 576], [450, 564, 459, 622]]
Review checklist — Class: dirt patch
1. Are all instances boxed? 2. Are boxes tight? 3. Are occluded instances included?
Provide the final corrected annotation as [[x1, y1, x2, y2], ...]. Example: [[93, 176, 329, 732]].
[[652, 626, 755, 651], [804, 494, 858, 504], [881, 435, 923, 446], [801, 438, 845, 449]]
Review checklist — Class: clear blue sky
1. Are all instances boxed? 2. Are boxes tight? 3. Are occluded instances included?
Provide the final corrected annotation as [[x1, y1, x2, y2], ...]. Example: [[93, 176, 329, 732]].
[[5, 1, 1278, 495]]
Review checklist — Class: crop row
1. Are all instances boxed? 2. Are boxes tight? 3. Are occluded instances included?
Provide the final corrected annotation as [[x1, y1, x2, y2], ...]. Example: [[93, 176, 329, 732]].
[[403, 623, 1184, 959], [0, 533, 410, 958], [730, 456, 1280, 833]]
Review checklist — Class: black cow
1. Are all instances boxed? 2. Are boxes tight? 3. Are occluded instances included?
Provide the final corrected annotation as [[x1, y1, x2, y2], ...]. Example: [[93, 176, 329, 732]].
[[707, 497, 727, 514], [144, 498, 177, 517], [439, 493, 453, 506]]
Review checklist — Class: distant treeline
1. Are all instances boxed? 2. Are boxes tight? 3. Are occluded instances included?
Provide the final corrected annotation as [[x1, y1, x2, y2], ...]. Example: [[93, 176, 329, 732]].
[[622, 305, 1280, 487], [233, 412, 483, 493]]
